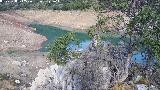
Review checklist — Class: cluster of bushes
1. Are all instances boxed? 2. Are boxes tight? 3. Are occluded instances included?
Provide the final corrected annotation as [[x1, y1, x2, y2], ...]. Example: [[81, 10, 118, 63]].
[[0, 0, 93, 11], [62, 0, 92, 10]]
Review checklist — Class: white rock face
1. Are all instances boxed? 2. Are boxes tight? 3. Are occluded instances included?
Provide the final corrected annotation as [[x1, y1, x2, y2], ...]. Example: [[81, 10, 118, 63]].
[[30, 58, 112, 90], [30, 61, 81, 90], [136, 84, 148, 90], [15, 79, 21, 84], [4, 40, 9, 44], [136, 84, 159, 90], [30, 67, 53, 90], [135, 75, 142, 82], [22, 45, 26, 48], [149, 85, 159, 90], [28, 42, 132, 90], [12, 61, 21, 66]]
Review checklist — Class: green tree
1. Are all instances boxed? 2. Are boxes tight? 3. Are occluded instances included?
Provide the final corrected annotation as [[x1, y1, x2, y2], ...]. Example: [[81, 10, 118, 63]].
[[47, 32, 78, 65], [97, 0, 160, 65], [128, 5, 160, 64]]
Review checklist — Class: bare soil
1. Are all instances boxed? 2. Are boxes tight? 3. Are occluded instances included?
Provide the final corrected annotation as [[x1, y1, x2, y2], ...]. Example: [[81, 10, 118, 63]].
[[0, 50, 50, 90], [0, 12, 47, 51]]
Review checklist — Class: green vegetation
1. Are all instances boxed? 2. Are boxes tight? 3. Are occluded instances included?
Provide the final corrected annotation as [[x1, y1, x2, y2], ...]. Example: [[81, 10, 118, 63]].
[[62, 0, 92, 10], [47, 32, 79, 65], [0, 74, 9, 81], [99, 0, 130, 11], [100, 0, 160, 87], [0, 0, 93, 11], [95, 0, 160, 65], [0, 0, 159, 88], [43, 0, 159, 66], [86, 0, 160, 87], [127, 5, 160, 65]]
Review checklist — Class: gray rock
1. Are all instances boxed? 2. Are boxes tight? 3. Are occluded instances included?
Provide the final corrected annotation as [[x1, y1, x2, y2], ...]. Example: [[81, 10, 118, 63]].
[[136, 84, 159, 90], [15, 79, 21, 84]]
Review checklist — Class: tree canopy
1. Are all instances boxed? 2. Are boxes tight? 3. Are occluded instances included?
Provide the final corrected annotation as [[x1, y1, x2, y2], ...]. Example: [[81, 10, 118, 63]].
[[47, 32, 79, 65]]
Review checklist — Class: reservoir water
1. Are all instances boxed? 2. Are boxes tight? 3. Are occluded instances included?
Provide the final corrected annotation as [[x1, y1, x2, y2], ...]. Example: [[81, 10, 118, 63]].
[[31, 24, 121, 51], [31, 24, 146, 64], [31, 24, 91, 51]]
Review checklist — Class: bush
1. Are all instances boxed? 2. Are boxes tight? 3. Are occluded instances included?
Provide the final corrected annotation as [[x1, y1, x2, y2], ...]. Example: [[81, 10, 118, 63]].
[[0, 0, 92, 11], [47, 32, 78, 65]]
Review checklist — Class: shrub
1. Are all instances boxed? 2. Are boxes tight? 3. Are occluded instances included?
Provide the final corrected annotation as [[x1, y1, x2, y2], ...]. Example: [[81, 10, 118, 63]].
[[47, 32, 78, 65]]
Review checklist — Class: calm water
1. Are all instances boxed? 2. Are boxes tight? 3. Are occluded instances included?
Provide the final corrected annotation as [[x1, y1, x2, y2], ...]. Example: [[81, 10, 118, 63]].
[[31, 24, 121, 51], [31, 24, 146, 64], [31, 24, 91, 51]]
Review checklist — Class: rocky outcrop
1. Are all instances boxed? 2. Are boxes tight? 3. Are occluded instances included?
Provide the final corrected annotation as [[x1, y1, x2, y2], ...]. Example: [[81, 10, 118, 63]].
[[30, 43, 130, 90], [30, 59, 111, 90]]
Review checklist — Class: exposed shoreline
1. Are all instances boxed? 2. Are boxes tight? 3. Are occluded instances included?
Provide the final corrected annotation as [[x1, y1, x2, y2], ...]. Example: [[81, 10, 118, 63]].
[[21, 10, 129, 32], [0, 10, 129, 51], [16, 10, 98, 32], [30, 21, 84, 32], [0, 10, 131, 89], [0, 10, 98, 51], [0, 11, 47, 51]]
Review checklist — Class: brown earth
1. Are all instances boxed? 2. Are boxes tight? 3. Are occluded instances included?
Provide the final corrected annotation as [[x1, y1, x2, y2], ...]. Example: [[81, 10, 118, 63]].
[[16, 10, 129, 31], [0, 50, 50, 90], [0, 10, 129, 51], [0, 10, 130, 89], [0, 11, 47, 51]]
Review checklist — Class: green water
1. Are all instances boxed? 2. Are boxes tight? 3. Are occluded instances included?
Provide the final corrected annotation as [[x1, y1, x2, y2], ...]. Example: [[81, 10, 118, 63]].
[[30, 24, 91, 51], [30, 24, 147, 64], [30, 24, 122, 52]]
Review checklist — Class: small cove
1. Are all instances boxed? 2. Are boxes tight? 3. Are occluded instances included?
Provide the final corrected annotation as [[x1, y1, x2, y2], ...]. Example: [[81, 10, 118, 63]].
[[31, 24, 147, 64], [30, 24, 91, 51], [31, 24, 121, 52]]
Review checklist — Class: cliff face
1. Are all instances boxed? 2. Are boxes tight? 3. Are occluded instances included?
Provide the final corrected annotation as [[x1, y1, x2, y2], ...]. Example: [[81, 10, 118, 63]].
[[30, 44, 129, 90], [30, 59, 111, 90]]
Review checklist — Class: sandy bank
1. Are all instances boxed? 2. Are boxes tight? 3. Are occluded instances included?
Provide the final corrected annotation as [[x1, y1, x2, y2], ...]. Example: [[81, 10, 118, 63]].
[[0, 10, 129, 51], [16, 10, 98, 31], [0, 12, 47, 51], [16, 10, 129, 31]]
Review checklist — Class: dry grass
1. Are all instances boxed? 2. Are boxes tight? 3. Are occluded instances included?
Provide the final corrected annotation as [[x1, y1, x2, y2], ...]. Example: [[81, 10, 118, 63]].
[[111, 82, 134, 90]]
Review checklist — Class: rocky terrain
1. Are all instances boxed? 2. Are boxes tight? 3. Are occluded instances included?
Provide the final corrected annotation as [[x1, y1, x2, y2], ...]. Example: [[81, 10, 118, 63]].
[[0, 12, 47, 51], [0, 10, 132, 90], [0, 50, 50, 90], [0, 10, 129, 51]]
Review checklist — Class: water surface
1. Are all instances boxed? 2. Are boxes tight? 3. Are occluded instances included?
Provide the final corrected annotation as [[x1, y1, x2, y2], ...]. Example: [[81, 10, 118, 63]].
[[31, 24, 147, 64], [31, 24, 91, 51]]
